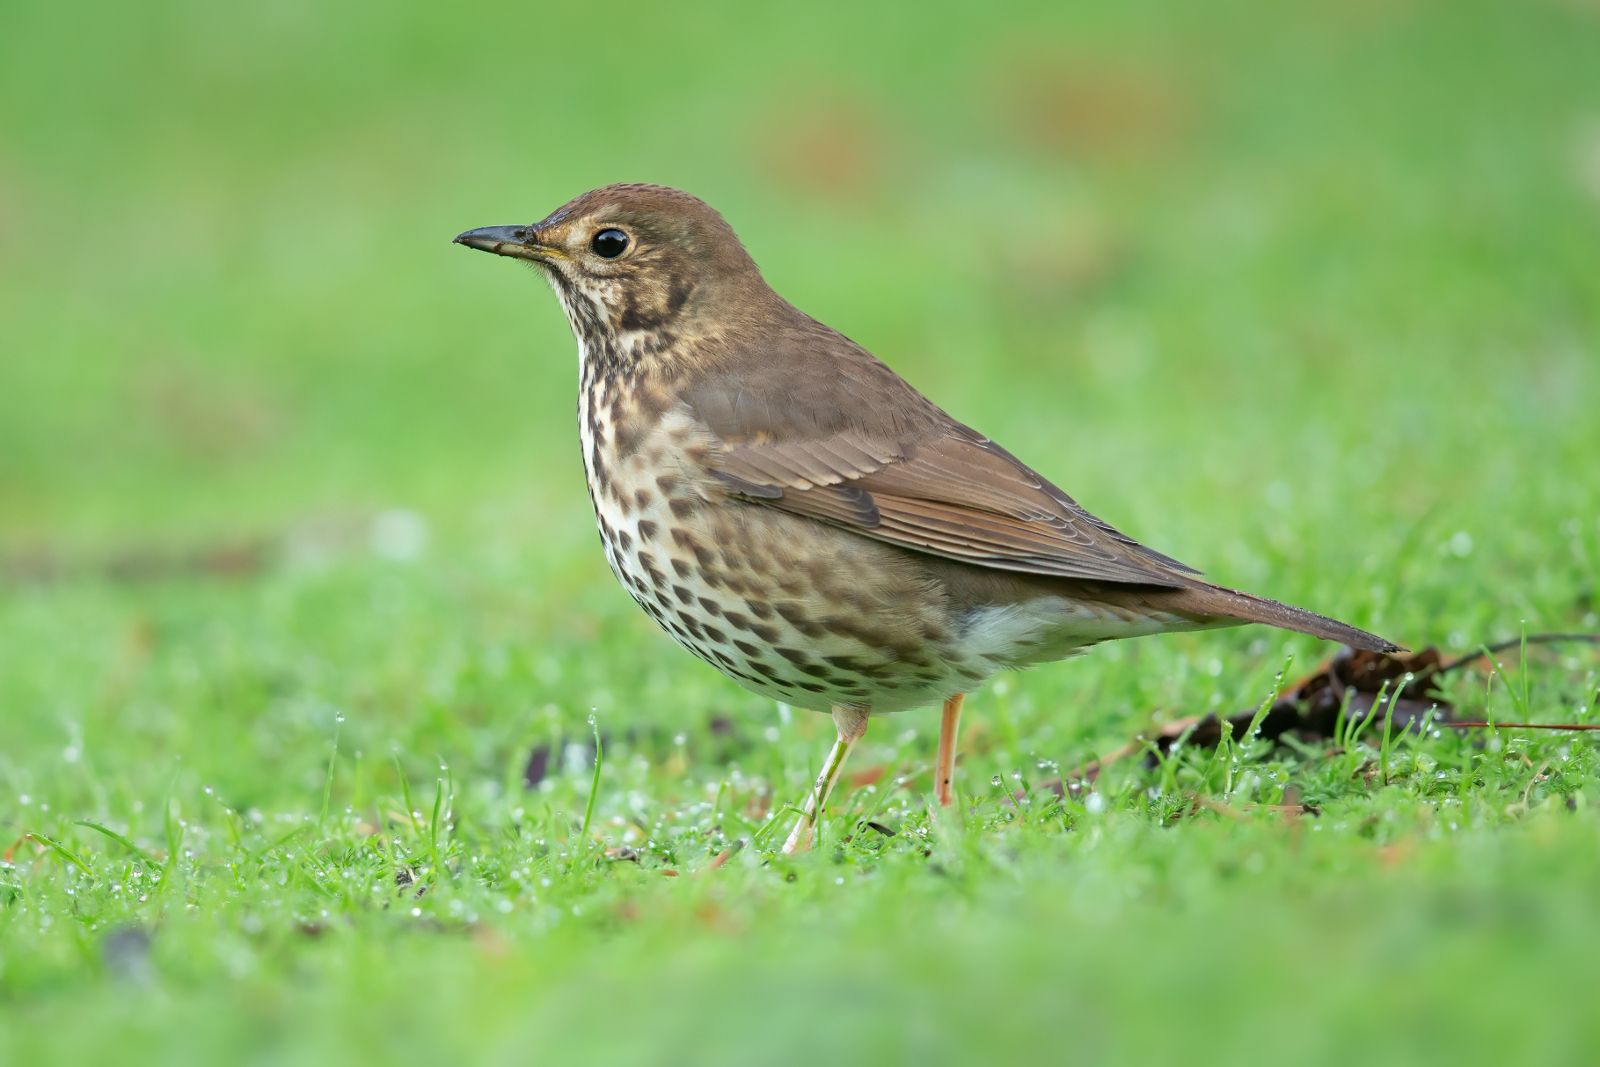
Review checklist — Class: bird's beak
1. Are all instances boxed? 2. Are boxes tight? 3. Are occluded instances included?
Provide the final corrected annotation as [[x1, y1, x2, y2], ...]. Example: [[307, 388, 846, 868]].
[[452, 225, 557, 262]]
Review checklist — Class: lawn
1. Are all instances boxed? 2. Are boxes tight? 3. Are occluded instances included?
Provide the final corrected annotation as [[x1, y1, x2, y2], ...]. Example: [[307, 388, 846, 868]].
[[2, 1, 1600, 1063]]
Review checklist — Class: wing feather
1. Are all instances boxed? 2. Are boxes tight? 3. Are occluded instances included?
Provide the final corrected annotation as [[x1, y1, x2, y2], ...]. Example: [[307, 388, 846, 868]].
[[679, 326, 1201, 587]]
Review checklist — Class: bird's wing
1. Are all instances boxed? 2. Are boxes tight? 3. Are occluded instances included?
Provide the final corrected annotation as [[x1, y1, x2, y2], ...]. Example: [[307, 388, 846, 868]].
[[682, 340, 1202, 586]]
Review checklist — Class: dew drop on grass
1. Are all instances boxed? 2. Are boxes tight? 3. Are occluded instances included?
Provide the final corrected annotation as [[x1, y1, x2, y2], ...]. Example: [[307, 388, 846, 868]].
[[412, 908, 422, 917], [1086, 793, 1106, 814]]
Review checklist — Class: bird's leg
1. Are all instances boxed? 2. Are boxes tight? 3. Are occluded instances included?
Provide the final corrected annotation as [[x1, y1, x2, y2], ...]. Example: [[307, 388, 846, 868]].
[[935, 693, 965, 807], [782, 704, 870, 854]]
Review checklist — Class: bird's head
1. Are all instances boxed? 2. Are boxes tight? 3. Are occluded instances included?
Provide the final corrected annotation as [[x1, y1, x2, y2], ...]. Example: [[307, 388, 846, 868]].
[[455, 184, 763, 354]]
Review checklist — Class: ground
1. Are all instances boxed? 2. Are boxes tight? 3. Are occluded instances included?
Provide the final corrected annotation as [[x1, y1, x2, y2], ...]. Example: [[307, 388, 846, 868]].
[[2, 1, 1599, 1063]]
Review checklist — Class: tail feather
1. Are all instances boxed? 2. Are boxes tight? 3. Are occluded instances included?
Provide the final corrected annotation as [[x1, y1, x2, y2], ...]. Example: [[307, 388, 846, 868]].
[[1155, 582, 1402, 654]]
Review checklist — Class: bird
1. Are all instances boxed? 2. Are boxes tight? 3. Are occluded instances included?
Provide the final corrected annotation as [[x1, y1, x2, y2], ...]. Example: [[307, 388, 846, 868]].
[[454, 184, 1398, 854]]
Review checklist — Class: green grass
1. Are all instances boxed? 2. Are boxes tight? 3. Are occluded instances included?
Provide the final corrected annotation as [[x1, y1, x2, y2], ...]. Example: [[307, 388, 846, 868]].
[[3, 0, 1600, 1062]]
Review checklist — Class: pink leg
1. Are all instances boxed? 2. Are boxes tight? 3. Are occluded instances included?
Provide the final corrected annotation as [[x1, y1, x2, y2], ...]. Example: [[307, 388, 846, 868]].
[[783, 705, 870, 854], [935, 693, 965, 807]]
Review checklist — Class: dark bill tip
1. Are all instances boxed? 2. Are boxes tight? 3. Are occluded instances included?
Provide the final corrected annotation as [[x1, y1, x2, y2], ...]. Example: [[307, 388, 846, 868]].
[[453, 225, 547, 261]]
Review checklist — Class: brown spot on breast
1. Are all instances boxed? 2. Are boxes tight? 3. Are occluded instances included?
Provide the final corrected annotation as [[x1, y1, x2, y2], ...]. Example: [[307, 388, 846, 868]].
[[668, 498, 698, 519], [611, 404, 641, 457], [676, 613, 704, 639], [634, 489, 653, 509], [697, 597, 722, 616], [608, 481, 632, 515], [672, 585, 694, 605], [773, 647, 810, 664], [639, 558, 668, 589], [822, 616, 879, 644], [696, 567, 723, 591], [732, 639, 762, 657], [655, 474, 679, 496], [616, 530, 633, 553], [773, 603, 825, 639], [702, 625, 727, 643], [745, 600, 773, 620], [723, 612, 750, 631], [749, 623, 780, 644], [671, 559, 692, 578], [637, 520, 658, 542]]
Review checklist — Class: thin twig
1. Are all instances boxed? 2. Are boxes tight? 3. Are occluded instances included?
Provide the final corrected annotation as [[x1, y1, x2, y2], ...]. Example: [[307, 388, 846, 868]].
[[1188, 794, 1250, 822], [1444, 721, 1600, 731], [696, 838, 745, 876], [1438, 633, 1600, 674]]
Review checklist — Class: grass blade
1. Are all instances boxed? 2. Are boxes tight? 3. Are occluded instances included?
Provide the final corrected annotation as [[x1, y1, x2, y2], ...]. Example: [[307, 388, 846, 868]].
[[75, 820, 159, 867], [27, 832, 92, 875], [318, 718, 341, 834], [579, 715, 604, 848], [394, 755, 423, 838]]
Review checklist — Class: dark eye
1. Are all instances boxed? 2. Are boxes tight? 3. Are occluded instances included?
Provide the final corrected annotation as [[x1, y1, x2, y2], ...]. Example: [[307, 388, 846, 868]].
[[590, 228, 629, 258]]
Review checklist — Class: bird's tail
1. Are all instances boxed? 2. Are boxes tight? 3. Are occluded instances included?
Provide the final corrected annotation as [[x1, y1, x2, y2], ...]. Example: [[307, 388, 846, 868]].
[[1151, 582, 1402, 653]]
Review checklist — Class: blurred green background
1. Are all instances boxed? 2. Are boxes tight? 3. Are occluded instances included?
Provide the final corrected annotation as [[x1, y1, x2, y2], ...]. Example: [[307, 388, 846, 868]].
[[3, 0, 1600, 1063], [4, 0, 1595, 557]]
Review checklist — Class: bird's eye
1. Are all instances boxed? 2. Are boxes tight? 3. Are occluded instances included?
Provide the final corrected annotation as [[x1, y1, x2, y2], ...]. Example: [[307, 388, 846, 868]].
[[590, 228, 629, 259]]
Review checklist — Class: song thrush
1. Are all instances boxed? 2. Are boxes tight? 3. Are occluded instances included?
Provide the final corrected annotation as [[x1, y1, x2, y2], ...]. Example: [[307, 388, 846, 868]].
[[455, 184, 1398, 853]]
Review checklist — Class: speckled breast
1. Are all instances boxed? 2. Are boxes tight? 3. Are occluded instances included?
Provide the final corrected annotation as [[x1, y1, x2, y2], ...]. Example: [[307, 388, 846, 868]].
[[576, 373, 1009, 714]]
